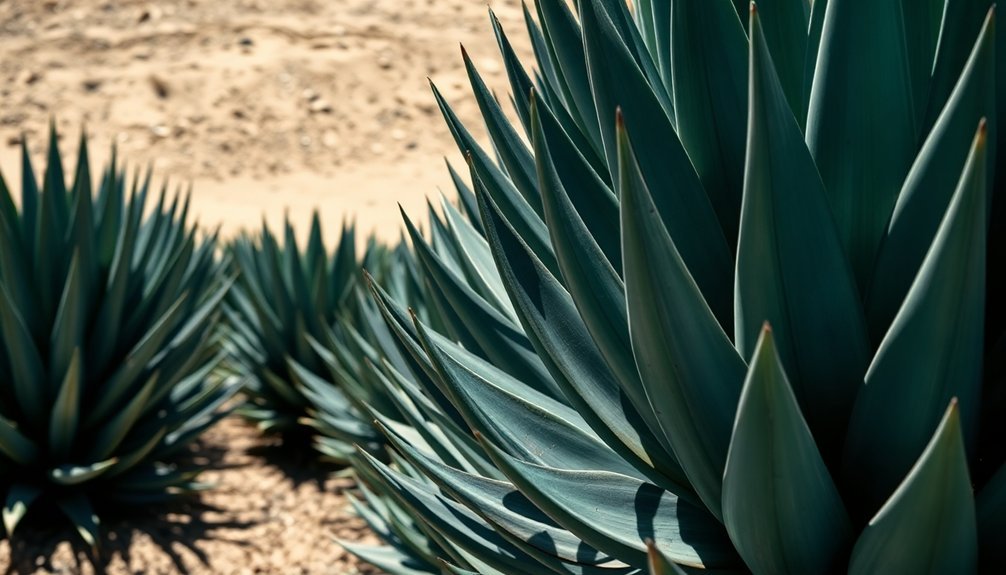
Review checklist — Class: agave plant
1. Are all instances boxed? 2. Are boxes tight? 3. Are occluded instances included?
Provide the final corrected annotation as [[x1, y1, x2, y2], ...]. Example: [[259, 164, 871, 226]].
[[223, 216, 405, 461], [338, 0, 1006, 573], [0, 130, 238, 547]]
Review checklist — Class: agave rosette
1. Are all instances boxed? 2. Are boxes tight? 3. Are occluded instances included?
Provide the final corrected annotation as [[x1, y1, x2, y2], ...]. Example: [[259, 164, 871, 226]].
[[339, 0, 1006, 573], [0, 132, 238, 546]]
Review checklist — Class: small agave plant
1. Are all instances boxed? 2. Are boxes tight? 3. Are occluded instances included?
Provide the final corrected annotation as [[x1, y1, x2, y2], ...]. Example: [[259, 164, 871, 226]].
[[0, 130, 238, 547], [335, 0, 1006, 573], [223, 216, 401, 461]]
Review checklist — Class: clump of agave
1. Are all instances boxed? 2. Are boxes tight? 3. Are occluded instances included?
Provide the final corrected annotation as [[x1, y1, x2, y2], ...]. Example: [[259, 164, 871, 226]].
[[0, 130, 238, 546], [223, 216, 406, 461], [338, 0, 1006, 573]]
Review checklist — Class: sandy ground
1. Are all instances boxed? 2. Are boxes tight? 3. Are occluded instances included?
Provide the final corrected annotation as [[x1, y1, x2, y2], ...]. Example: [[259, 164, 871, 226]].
[[0, 0, 532, 243], [0, 417, 383, 574]]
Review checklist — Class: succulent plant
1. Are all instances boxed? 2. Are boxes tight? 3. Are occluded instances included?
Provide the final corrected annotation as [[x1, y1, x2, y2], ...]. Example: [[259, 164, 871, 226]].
[[223, 215, 405, 461], [338, 0, 1006, 573], [0, 130, 238, 547]]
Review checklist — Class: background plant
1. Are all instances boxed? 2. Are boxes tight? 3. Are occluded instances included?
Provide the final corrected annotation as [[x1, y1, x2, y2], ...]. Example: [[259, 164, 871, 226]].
[[0, 130, 238, 547], [330, 0, 1006, 573]]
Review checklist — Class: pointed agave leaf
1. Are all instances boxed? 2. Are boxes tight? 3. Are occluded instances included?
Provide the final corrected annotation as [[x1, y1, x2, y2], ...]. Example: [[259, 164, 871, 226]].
[[49, 348, 82, 458], [476, 434, 736, 570], [806, 0, 920, 290], [668, 0, 748, 243], [477, 173, 690, 491], [722, 326, 853, 574], [462, 46, 541, 215], [737, 5, 870, 454], [50, 459, 119, 486], [579, 0, 735, 329], [338, 541, 439, 575], [56, 495, 101, 550], [618, 115, 745, 519], [926, 1, 997, 131], [867, 9, 997, 340], [844, 120, 989, 512], [3, 484, 42, 536], [848, 401, 978, 574], [535, 99, 664, 445], [89, 372, 160, 461]]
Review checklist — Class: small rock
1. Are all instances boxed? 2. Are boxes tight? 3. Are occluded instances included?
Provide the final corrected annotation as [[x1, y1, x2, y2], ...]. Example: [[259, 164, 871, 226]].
[[300, 135, 312, 148], [238, 37, 255, 47], [137, 5, 161, 23], [322, 130, 338, 148], [369, 142, 385, 155], [17, 70, 41, 85], [149, 74, 170, 98], [309, 99, 332, 113], [82, 78, 102, 92], [301, 88, 319, 102], [390, 129, 406, 141], [151, 124, 170, 138], [7, 135, 21, 147], [377, 53, 393, 70]]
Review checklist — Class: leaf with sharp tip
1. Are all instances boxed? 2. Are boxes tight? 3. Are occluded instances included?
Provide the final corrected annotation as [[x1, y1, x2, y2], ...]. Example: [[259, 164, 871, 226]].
[[535, 0, 603, 151], [462, 46, 541, 215], [737, 5, 870, 455], [431, 81, 558, 276], [49, 348, 82, 459], [337, 541, 439, 575], [668, 0, 748, 243], [619, 115, 745, 519], [722, 326, 853, 574], [476, 434, 736, 570], [848, 401, 978, 574], [806, 0, 920, 292], [478, 174, 689, 492], [867, 8, 997, 341], [843, 121, 988, 513], [50, 458, 119, 486], [402, 208, 557, 399], [532, 92, 620, 269], [57, 495, 101, 550], [2, 484, 41, 536], [381, 421, 634, 574], [925, 1, 996, 132], [356, 449, 546, 574], [413, 315, 643, 479], [534, 97, 661, 455], [580, 0, 734, 330], [900, 0, 945, 128], [439, 195, 514, 318], [19, 139, 39, 261]]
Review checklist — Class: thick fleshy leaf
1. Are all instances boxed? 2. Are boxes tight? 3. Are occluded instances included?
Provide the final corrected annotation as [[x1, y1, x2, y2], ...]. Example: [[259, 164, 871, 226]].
[[848, 401, 978, 574], [50, 459, 119, 486], [647, 541, 688, 575], [534, 98, 667, 459], [56, 495, 101, 550], [579, 0, 734, 331], [926, 1, 997, 131], [844, 121, 988, 513], [737, 5, 870, 454], [0, 283, 46, 421], [754, 0, 809, 122], [669, 0, 748, 243], [806, 0, 920, 291], [722, 326, 852, 575], [477, 434, 737, 570], [478, 174, 689, 492], [619, 114, 745, 519], [867, 8, 997, 340]]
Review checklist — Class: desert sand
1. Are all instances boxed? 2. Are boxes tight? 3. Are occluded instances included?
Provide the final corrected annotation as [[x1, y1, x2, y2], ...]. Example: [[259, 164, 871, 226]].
[[0, 0, 532, 244], [0, 0, 533, 572]]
